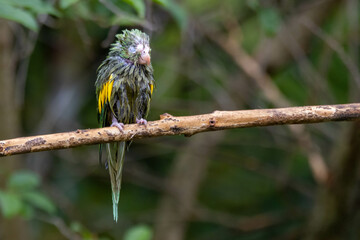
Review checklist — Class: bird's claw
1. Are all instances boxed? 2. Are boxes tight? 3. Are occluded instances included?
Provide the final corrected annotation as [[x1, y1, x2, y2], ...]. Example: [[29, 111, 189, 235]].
[[111, 122, 125, 132], [136, 118, 147, 125]]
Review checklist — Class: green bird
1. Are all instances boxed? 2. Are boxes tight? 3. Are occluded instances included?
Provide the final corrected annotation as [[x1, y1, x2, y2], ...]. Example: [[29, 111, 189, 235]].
[[95, 29, 154, 222]]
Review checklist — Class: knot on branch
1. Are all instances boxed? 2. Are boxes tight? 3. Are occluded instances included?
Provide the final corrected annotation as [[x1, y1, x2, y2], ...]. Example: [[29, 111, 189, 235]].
[[209, 118, 216, 127], [160, 113, 174, 120]]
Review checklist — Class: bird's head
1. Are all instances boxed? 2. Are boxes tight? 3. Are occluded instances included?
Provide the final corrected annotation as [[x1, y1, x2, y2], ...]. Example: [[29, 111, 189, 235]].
[[110, 29, 151, 65]]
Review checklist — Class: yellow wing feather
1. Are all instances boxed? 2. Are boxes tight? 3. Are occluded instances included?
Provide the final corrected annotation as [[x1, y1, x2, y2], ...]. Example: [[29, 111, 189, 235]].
[[98, 93, 102, 113], [98, 74, 115, 114], [107, 80, 114, 102]]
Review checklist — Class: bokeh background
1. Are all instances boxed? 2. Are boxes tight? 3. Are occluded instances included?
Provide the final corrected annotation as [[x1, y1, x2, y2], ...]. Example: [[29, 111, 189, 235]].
[[0, 0, 359, 239]]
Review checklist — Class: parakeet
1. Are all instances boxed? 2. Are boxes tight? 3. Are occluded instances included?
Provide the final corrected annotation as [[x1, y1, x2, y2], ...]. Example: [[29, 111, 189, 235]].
[[95, 29, 154, 222]]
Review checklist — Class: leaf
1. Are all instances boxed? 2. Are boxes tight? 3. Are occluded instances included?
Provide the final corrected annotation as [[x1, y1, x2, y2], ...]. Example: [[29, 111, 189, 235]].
[[152, 0, 187, 30], [258, 8, 281, 36], [151, 0, 165, 5], [0, 191, 23, 218], [1, 0, 58, 15], [0, 2, 38, 31], [23, 191, 56, 214], [246, 0, 259, 10], [7, 171, 40, 191], [123, 0, 145, 18], [110, 14, 146, 27], [21, 204, 35, 219], [70, 221, 96, 239], [70, 221, 83, 233], [124, 225, 153, 240], [60, 0, 80, 9]]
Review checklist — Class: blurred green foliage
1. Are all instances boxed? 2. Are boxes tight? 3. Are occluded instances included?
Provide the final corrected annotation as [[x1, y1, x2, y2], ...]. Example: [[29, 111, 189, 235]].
[[0, 0, 58, 30], [124, 225, 153, 240], [0, 0, 187, 30], [258, 8, 281, 36], [0, 171, 55, 218]]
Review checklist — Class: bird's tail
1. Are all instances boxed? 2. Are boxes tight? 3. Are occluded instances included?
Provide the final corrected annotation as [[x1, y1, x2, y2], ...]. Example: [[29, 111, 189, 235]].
[[106, 141, 126, 222]]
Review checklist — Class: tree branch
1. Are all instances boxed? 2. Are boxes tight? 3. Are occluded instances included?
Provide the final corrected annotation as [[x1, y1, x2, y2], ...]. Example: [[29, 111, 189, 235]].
[[1, 103, 360, 157]]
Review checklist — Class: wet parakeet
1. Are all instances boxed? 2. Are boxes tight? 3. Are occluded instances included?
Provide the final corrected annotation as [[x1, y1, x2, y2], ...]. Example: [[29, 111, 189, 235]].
[[95, 29, 154, 222]]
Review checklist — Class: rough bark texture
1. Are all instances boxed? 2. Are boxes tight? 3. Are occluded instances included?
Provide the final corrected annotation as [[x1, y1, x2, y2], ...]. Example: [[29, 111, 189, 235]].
[[1, 103, 360, 157]]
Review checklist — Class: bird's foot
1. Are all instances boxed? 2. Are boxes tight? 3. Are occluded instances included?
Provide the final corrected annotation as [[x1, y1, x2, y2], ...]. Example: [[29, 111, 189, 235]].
[[136, 118, 147, 125], [111, 120, 125, 132]]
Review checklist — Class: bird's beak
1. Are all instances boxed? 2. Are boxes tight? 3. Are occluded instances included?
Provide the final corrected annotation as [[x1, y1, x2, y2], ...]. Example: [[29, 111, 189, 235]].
[[139, 53, 151, 65]]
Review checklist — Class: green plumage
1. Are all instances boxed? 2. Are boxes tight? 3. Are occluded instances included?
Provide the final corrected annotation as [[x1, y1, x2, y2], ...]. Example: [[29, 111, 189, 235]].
[[95, 29, 154, 222]]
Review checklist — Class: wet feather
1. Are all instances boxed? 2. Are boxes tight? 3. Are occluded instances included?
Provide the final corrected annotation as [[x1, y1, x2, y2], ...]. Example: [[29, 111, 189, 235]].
[[95, 29, 154, 222]]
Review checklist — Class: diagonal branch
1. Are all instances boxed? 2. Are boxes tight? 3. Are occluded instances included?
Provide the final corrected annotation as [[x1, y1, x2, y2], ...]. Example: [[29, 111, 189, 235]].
[[205, 21, 332, 184], [1, 103, 360, 157]]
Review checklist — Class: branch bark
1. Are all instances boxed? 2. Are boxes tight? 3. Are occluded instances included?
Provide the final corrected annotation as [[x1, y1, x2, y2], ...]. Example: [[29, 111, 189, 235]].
[[1, 103, 360, 157]]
